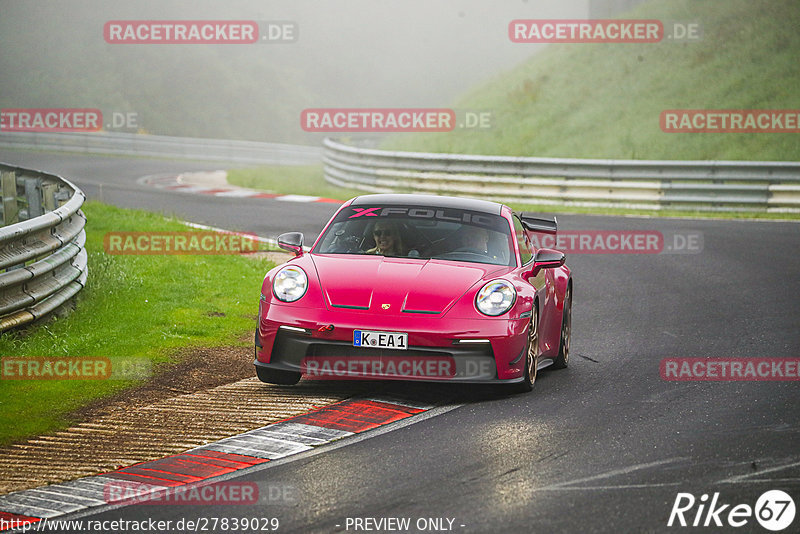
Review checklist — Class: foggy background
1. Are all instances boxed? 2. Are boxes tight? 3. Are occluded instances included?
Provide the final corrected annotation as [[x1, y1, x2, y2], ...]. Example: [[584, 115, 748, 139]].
[[0, 0, 622, 144]]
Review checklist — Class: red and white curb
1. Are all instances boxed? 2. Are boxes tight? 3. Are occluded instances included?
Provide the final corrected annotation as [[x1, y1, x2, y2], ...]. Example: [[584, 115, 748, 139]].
[[0, 395, 436, 531], [140, 174, 341, 204]]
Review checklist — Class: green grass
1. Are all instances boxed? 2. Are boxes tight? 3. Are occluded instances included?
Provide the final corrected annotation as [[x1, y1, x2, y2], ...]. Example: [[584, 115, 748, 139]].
[[0, 201, 276, 446], [227, 165, 363, 200], [383, 0, 800, 162]]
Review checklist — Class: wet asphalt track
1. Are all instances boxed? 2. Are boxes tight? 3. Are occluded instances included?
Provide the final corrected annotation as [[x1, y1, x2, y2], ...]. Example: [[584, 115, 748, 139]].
[[2, 150, 799, 533]]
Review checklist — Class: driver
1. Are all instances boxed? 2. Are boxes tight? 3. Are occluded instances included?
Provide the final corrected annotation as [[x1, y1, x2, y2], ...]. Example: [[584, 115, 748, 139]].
[[456, 226, 490, 254], [367, 221, 407, 256]]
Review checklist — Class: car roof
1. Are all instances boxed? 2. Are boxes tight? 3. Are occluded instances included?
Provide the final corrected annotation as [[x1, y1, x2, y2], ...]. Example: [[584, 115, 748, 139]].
[[349, 193, 504, 216]]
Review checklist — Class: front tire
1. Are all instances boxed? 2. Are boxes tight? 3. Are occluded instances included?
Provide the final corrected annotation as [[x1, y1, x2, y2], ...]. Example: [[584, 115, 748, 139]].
[[256, 366, 301, 385], [551, 284, 572, 369], [510, 305, 539, 393]]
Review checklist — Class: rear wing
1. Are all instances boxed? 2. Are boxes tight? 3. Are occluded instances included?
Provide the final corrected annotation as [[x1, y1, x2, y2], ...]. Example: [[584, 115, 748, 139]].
[[520, 214, 557, 235]]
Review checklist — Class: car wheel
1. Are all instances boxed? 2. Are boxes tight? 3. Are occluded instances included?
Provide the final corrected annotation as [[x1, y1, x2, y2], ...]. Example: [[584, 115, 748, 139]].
[[256, 366, 301, 385], [551, 284, 572, 369], [511, 304, 539, 393]]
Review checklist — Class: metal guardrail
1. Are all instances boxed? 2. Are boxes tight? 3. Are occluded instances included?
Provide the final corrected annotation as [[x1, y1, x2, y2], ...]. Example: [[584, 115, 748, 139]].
[[323, 138, 800, 212], [0, 131, 322, 166], [0, 163, 87, 332]]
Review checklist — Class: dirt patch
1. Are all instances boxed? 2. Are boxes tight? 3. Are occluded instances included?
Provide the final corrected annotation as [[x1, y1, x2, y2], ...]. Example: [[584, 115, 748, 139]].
[[73, 345, 255, 421], [61, 246, 291, 439]]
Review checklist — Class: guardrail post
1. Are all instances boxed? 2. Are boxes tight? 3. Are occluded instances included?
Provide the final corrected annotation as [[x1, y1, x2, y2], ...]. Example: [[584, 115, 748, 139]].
[[42, 183, 58, 212], [25, 177, 44, 219], [1, 171, 18, 226]]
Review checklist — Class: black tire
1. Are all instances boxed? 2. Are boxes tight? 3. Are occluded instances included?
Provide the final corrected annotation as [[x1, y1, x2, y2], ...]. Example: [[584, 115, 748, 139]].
[[510, 304, 539, 393], [551, 284, 572, 369], [255, 366, 301, 385]]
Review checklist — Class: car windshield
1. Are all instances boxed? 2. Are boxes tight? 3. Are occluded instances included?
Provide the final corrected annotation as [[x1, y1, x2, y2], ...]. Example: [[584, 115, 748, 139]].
[[313, 205, 515, 266]]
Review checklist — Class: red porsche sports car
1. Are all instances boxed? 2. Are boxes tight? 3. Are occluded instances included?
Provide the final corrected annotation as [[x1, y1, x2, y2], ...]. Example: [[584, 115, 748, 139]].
[[254, 194, 572, 392]]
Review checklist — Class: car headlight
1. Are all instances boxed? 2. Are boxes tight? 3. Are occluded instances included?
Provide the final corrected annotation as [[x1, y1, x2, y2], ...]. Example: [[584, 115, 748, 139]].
[[272, 266, 308, 302], [475, 280, 516, 316]]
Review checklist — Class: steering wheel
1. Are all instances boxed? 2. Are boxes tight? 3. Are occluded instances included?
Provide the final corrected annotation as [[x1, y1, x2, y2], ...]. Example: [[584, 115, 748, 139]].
[[332, 235, 362, 253]]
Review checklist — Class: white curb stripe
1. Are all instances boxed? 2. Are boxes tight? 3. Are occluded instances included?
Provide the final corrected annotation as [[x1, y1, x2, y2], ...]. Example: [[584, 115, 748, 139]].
[[0, 396, 440, 528], [275, 194, 321, 202], [213, 189, 262, 197], [0, 493, 83, 517], [366, 395, 438, 410], [196, 435, 313, 460], [23, 489, 102, 507]]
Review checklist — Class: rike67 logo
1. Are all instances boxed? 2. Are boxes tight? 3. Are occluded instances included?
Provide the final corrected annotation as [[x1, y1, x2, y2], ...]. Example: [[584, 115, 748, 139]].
[[668, 490, 795, 530]]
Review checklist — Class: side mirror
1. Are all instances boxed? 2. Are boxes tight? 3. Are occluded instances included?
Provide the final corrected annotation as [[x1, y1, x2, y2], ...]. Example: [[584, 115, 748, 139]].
[[277, 232, 304, 256], [528, 248, 565, 278]]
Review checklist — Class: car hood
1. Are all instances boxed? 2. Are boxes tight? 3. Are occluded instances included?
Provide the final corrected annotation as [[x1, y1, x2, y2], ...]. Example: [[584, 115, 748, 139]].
[[310, 254, 508, 315]]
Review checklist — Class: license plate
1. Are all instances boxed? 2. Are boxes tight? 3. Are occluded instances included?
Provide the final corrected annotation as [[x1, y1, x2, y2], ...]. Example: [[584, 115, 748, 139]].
[[353, 330, 408, 350]]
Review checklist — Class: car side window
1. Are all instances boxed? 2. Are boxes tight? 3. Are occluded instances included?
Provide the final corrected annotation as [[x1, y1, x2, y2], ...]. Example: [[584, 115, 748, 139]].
[[513, 215, 533, 265]]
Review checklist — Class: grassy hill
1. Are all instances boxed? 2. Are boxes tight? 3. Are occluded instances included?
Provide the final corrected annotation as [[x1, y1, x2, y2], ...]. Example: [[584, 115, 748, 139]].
[[384, 0, 800, 161]]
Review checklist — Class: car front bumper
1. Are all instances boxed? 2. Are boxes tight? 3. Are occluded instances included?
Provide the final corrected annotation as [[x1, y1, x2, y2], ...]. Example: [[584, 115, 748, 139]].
[[255, 303, 530, 383]]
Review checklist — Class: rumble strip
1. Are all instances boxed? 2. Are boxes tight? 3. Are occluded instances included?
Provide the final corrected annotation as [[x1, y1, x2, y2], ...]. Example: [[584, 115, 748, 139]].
[[0, 396, 436, 530]]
